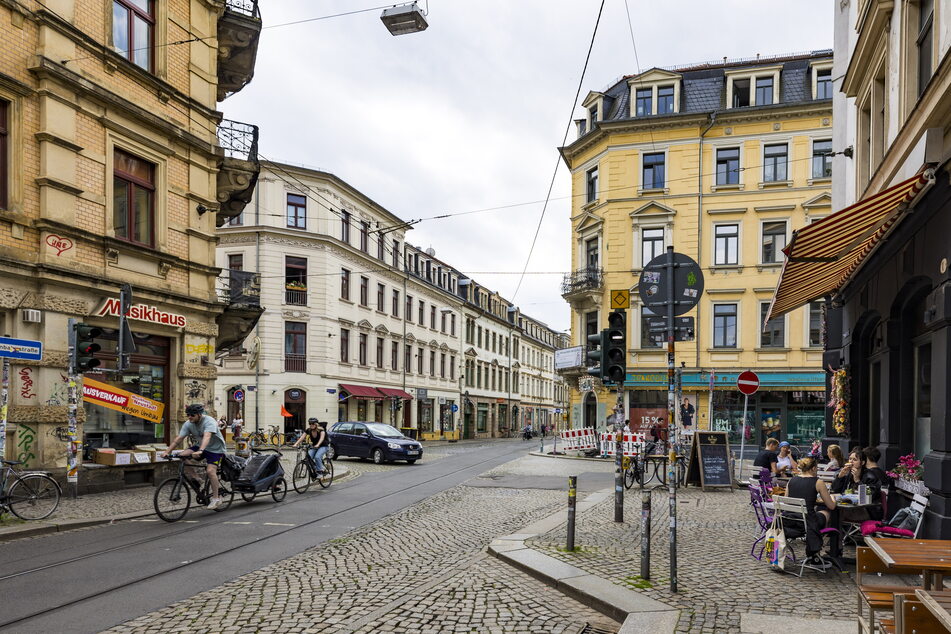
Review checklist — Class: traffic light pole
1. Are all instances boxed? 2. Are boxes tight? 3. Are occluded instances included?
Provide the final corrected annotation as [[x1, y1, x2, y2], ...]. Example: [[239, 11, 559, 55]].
[[665, 247, 678, 593]]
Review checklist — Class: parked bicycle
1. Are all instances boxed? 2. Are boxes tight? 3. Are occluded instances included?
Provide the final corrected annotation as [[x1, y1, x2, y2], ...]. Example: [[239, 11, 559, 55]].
[[153, 455, 234, 522], [291, 448, 334, 493], [624, 442, 688, 489], [0, 459, 61, 520], [245, 428, 269, 449]]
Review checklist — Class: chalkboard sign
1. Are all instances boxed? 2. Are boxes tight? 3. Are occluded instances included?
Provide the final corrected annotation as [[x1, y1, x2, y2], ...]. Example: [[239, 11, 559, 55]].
[[685, 431, 733, 490]]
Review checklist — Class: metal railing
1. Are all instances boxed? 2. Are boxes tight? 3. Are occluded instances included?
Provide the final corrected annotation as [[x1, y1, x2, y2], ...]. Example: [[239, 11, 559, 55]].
[[561, 267, 603, 295], [217, 269, 261, 305], [224, 0, 260, 18], [217, 119, 259, 162], [285, 289, 307, 306], [284, 354, 306, 373]]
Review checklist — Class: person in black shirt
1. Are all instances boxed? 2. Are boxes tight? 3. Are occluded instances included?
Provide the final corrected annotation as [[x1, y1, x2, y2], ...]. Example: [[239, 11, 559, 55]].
[[753, 438, 780, 475], [292, 418, 328, 475], [786, 457, 839, 564]]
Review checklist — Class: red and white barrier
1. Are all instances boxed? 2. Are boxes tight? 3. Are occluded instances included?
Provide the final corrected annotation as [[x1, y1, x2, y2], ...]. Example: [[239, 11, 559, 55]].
[[559, 427, 597, 451], [598, 432, 647, 456]]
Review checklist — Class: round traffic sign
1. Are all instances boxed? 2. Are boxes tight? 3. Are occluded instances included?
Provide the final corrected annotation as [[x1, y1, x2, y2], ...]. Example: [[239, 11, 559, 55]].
[[736, 371, 760, 396], [637, 252, 704, 317], [233, 389, 245, 402]]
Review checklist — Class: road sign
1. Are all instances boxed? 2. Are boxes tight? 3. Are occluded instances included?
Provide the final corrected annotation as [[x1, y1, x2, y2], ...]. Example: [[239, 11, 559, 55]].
[[451, 403, 459, 413], [610, 289, 630, 309], [637, 252, 704, 316], [0, 337, 43, 361], [233, 389, 245, 402], [646, 316, 694, 333], [736, 371, 760, 395]]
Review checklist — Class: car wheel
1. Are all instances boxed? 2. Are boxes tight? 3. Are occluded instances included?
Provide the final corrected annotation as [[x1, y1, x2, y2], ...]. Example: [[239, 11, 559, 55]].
[[406, 459, 417, 465], [372, 448, 385, 465], [327, 445, 336, 461]]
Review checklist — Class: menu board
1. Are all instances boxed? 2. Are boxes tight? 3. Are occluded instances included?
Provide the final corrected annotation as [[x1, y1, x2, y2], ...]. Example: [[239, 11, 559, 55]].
[[685, 431, 733, 490]]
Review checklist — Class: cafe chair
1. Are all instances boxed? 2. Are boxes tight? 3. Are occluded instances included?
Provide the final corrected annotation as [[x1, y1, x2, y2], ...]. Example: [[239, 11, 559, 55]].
[[749, 486, 774, 560], [859, 493, 929, 541], [855, 547, 922, 634], [772, 495, 840, 577]]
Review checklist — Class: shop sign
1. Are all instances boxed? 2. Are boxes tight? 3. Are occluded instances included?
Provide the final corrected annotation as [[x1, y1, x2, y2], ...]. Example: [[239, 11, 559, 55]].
[[97, 298, 187, 328], [416, 388, 428, 399], [82, 377, 165, 424]]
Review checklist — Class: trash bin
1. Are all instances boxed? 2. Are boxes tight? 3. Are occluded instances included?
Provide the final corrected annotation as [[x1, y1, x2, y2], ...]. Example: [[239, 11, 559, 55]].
[[235, 436, 250, 458]]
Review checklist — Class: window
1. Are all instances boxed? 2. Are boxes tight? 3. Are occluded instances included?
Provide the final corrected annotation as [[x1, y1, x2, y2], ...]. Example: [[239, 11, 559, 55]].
[[113, 148, 155, 247], [359, 333, 368, 365], [360, 221, 369, 252], [816, 68, 832, 99], [359, 276, 369, 306], [341, 211, 351, 243], [286, 194, 306, 229], [377, 235, 384, 260], [430, 305, 436, 329], [641, 228, 664, 267], [732, 79, 750, 107], [635, 88, 652, 116], [404, 344, 412, 373], [417, 347, 424, 374], [440, 353, 446, 378], [440, 312, 446, 333], [375, 337, 384, 368], [451, 314, 456, 336], [227, 212, 243, 226], [429, 350, 436, 377], [113, 0, 153, 71], [715, 147, 740, 185], [340, 269, 350, 300], [713, 304, 737, 348], [228, 253, 243, 271], [0, 100, 7, 209], [586, 237, 599, 269], [761, 221, 787, 264], [392, 240, 400, 268], [339, 328, 349, 363], [755, 77, 773, 105], [642, 153, 665, 189], [418, 300, 425, 325], [812, 140, 832, 179], [588, 105, 598, 125], [763, 144, 788, 182], [714, 224, 738, 265], [640, 307, 662, 348], [657, 85, 674, 114], [377, 283, 385, 311], [391, 341, 399, 370], [392, 290, 399, 317], [285, 256, 307, 305], [760, 303, 784, 348], [406, 295, 413, 321], [450, 355, 456, 380], [918, 0, 934, 96], [284, 322, 307, 371], [808, 302, 823, 347], [585, 166, 598, 203]]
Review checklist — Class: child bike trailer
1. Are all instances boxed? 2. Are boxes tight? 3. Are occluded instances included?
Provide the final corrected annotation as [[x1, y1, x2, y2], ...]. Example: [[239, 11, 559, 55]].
[[233, 448, 286, 502]]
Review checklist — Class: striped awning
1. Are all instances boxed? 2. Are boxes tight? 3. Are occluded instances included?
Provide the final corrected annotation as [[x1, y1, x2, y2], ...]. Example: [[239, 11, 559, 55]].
[[766, 171, 932, 323], [339, 383, 384, 399]]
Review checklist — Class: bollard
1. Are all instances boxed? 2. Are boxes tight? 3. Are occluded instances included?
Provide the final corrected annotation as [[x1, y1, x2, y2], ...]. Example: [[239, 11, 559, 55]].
[[540, 434, 544, 454], [567, 475, 577, 551], [614, 429, 623, 523], [640, 487, 651, 580]]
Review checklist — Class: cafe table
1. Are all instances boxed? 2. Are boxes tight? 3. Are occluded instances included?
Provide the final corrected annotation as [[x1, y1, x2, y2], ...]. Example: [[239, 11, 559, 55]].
[[866, 537, 951, 590], [913, 589, 951, 631]]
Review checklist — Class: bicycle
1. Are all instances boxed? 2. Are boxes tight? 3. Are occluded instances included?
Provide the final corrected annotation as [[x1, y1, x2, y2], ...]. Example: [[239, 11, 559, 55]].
[[0, 459, 61, 520], [245, 428, 268, 449], [153, 455, 234, 522], [291, 448, 334, 493]]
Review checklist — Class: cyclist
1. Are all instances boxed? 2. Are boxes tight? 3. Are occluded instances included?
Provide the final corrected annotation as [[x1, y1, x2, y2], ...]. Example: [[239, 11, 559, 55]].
[[161, 404, 227, 509], [292, 418, 328, 477]]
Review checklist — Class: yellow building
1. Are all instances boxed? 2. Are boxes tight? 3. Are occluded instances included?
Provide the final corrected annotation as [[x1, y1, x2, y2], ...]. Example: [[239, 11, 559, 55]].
[[560, 52, 833, 448]]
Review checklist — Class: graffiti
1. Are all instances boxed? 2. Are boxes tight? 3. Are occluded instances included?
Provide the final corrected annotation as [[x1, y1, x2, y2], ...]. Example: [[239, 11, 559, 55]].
[[45, 234, 73, 255], [46, 373, 70, 406], [16, 423, 37, 467], [184, 380, 206, 401], [49, 426, 71, 442], [19, 367, 35, 399]]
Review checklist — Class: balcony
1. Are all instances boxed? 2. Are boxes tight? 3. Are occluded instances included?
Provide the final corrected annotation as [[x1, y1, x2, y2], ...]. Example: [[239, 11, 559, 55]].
[[215, 269, 265, 356], [285, 289, 307, 306], [561, 266, 604, 308], [284, 354, 307, 373], [217, 0, 262, 101], [216, 119, 260, 227]]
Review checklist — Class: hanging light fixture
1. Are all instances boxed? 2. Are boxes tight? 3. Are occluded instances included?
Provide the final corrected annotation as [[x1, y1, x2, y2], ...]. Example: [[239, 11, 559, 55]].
[[380, 2, 429, 36]]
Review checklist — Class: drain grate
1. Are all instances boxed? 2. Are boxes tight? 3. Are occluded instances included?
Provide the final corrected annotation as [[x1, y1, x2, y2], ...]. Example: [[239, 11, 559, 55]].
[[579, 620, 620, 634]]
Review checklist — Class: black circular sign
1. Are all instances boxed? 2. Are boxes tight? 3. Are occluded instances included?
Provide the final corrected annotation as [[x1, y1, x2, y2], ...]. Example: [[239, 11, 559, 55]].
[[637, 252, 704, 316]]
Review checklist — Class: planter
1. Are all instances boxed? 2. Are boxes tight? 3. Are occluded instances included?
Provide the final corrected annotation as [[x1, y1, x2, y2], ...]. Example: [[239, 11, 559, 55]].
[[894, 478, 930, 496]]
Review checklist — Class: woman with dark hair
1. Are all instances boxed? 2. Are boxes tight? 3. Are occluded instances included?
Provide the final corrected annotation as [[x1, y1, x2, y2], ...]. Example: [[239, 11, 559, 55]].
[[831, 447, 866, 494], [825, 444, 845, 471], [785, 456, 839, 567]]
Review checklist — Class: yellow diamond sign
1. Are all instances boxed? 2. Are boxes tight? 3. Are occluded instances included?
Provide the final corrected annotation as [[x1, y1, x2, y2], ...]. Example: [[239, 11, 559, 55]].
[[610, 289, 630, 310]]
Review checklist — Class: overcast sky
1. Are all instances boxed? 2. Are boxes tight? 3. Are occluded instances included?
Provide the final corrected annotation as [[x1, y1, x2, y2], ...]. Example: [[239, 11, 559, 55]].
[[224, 0, 833, 334]]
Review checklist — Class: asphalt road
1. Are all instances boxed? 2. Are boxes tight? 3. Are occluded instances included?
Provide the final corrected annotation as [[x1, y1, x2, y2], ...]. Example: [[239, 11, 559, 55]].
[[0, 439, 534, 634]]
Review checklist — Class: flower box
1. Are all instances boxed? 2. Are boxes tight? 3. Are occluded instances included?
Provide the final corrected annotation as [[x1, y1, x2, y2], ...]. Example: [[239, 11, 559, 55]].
[[894, 478, 929, 496]]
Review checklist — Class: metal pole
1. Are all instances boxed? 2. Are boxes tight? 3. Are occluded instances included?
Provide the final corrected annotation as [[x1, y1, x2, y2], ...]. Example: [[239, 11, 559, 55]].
[[66, 318, 80, 499], [0, 357, 8, 462], [614, 391, 624, 523], [640, 487, 651, 580], [737, 392, 749, 481], [665, 246, 678, 593], [567, 475, 577, 551]]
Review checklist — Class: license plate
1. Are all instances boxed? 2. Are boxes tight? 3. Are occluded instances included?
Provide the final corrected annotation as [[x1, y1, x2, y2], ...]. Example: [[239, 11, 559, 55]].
[[407, 451, 419, 456]]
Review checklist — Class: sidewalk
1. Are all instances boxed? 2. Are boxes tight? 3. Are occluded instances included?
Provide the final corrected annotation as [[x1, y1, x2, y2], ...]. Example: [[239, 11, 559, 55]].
[[488, 454, 857, 633]]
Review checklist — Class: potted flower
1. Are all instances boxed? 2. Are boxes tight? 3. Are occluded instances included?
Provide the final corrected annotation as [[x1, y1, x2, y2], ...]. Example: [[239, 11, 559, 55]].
[[285, 281, 307, 291], [828, 367, 849, 435], [886, 453, 929, 496]]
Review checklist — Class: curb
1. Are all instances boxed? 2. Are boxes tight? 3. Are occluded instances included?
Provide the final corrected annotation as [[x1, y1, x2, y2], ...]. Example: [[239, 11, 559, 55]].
[[527, 451, 613, 463], [487, 487, 680, 633], [0, 464, 352, 543]]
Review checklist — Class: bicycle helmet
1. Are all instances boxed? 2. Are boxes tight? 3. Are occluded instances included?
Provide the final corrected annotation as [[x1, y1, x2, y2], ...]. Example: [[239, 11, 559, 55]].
[[308, 417, 319, 423], [185, 404, 204, 416]]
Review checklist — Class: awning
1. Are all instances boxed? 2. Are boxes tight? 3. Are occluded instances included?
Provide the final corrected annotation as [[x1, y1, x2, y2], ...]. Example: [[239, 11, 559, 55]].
[[767, 170, 932, 323], [338, 383, 384, 399], [377, 387, 414, 400]]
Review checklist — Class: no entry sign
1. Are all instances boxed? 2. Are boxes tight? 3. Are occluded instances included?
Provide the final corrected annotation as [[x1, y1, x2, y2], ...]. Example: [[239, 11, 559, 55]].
[[736, 371, 760, 395]]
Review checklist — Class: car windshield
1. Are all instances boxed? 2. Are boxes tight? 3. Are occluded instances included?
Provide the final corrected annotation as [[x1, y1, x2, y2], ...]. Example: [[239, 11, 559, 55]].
[[365, 423, 403, 438]]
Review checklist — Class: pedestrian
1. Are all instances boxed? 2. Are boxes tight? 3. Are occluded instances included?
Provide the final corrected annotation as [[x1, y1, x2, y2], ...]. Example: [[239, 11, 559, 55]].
[[680, 398, 694, 429], [218, 416, 228, 434], [231, 414, 243, 438], [622, 419, 630, 433]]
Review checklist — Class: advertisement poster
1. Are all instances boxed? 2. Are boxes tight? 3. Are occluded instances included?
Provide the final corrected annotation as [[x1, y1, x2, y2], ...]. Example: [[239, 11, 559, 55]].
[[82, 377, 165, 424]]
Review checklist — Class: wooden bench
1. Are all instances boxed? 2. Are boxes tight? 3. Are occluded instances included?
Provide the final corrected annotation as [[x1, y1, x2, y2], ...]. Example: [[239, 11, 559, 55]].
[[856, 547, 921, 634]]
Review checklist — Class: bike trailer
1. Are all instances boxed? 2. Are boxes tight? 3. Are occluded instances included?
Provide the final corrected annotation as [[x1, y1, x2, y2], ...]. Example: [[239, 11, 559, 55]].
[[219, 454, 246, 483], [233, 452, 284, 493]]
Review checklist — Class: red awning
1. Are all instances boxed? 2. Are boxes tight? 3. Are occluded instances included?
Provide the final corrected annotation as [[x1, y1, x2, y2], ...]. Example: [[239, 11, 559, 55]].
[[377, 387, 414, 400], [339, 383, 384, 399]]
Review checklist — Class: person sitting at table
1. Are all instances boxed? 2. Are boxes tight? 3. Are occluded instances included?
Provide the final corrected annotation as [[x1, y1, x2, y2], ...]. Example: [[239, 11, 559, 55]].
[[825, 444, 845, 471], [753, 438, 781, 476], [776, 441, 798, 477], [861, 446, 891, 520], [785, 456, 839, 567], [831, 448, 866, 494]]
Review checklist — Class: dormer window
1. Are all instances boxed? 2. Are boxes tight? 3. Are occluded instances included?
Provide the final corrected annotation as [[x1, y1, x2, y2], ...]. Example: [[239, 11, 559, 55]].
[[732, 79, 751, 107], [816, 69, 832, 99], [589, 106, 598, 125], [755, 77, 773, 105], [628, 71, 682, 117], [635, 88, 652, 116], [657, 85, 675, 114], [727, 66, 781, 108]]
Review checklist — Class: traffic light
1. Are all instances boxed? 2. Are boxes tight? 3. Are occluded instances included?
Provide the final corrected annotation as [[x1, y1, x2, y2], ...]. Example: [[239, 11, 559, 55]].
[[604, 310, 627, 385], [72, 323, 103, 372], [586, 329, 606, 378]]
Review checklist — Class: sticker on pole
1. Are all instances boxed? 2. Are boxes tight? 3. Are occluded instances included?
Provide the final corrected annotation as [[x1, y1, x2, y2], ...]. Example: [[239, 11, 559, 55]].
[[736, 370, 760, 396]]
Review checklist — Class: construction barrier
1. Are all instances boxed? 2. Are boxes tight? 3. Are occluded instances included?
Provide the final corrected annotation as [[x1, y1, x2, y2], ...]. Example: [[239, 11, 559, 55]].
[[559, 427, 597, 451], [599, 432, 648, 456]]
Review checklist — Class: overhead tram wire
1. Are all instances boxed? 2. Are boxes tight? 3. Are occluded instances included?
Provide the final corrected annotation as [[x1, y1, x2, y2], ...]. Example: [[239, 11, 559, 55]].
[[511, 0, 606, 301]]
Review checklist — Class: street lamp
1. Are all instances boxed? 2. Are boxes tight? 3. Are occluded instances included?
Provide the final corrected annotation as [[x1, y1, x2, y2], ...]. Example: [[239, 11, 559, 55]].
[[381, 2, 429, 36]]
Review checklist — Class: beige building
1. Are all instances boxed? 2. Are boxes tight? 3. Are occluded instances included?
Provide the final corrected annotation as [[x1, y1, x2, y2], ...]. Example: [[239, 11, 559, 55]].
[[0, 0, 262, 482]]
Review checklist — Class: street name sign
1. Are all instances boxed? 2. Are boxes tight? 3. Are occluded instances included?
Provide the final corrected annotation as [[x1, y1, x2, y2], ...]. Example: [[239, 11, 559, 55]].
[[0, 337, 43, 361]]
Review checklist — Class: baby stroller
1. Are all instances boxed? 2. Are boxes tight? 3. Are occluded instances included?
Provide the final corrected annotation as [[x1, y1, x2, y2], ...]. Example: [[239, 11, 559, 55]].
[[232, 448, 286, 503]]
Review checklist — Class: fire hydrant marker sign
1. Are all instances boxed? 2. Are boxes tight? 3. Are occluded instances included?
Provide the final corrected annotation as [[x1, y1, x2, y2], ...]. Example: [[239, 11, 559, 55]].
[[82, 378, 165, 424]]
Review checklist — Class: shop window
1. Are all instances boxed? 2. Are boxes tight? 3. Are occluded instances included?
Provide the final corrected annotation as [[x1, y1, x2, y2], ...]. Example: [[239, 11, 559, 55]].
[[113, 0, 154, 71], [113, 148, 155, 247], [286, 194, 306, 229], [713, 304, 737, 348], [642, 153, 665, 189], [761, 221, 787, 264], [714, 224, 739, 265], [477, 403, 488, 432], [760, 303, 785, 348], [808, 302, 823, 347], [359, 333, 368, 366], [0, 99, 7, 209], [716, 147, 740, 186], [763, 144, 788, 182], [340, 268, 350, 300]]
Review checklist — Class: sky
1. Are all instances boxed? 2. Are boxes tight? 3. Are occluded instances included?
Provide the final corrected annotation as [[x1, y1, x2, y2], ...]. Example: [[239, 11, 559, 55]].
[[223, 0, 833, 334]]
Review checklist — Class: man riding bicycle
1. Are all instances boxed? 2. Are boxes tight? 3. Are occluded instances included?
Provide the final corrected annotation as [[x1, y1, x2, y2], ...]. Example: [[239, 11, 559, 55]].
[[161, 404, 227, 509], [293, 418, 328, 476]]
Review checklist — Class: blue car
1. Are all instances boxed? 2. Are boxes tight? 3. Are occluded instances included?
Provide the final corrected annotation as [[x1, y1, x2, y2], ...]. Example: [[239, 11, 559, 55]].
[[327, 422, 423, 465]]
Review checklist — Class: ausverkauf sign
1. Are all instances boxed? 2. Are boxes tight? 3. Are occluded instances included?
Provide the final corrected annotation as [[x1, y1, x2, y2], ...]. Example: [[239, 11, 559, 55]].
[[82, 377, 165, 424], [97, 298, 187, 327]]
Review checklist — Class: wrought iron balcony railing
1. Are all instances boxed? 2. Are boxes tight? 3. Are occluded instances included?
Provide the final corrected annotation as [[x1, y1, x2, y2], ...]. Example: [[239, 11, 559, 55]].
[[285, 289, 307, 306], [217, 269, 261, 306], [217, 119, 259, 162], [561, 267, 603, 295], [225, 0, 260, 19], [284, 354, 307, 373]]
